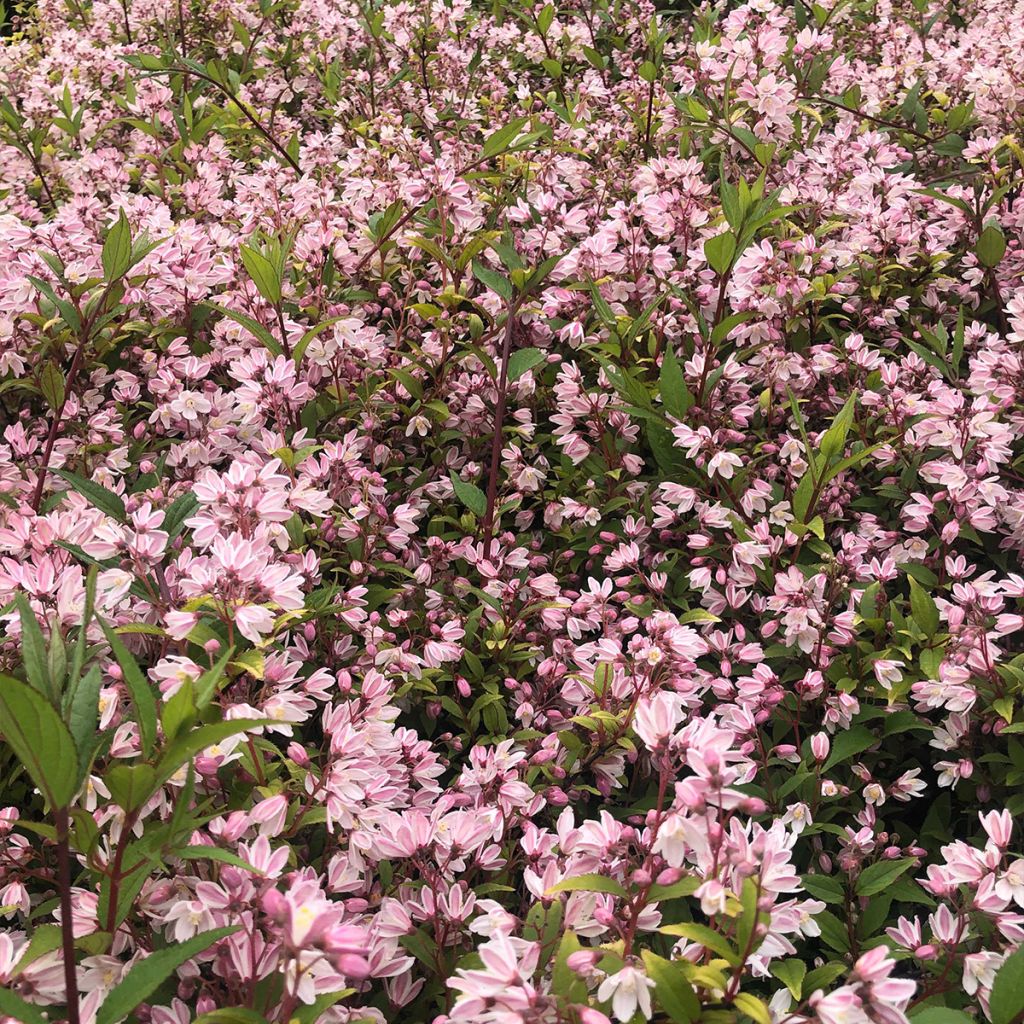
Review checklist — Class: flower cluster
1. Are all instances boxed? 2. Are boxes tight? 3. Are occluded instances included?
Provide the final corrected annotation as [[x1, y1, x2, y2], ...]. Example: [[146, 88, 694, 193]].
[[1, 0, 1024, 1022]]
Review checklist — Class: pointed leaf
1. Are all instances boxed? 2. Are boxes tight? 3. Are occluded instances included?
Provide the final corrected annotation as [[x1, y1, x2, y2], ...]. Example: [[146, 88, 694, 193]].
[[0, 674, 80, 808], [96, 927, 238, 1024], [99, 619, 157, 757], [449, 472, 487, 518], [54, 470, 126, 522]]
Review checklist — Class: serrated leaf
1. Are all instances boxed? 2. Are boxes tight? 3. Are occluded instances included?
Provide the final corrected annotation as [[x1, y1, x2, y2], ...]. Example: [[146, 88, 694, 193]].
[[67, 664, 102, 777], [102, 209, 133, 281], [204, 302, 282, 357], [54, 470, 126, 522], [911, 1010, 977, 1024], [734, 992, 771, 1024], [472, 261, 513, 302], [507, 347, 545, 383], [908, 576, 940, 636], [176, 846, 264, 875], [660, 346, 692, 420], [822, 725, 876, 772], [704, 231, 736, 275], [10, 924, 63, 977], [819, 392, 857, 463], [39, 362, 66, 411], [287, 989, 355, 1024], [155, 719, 271, 787], [193, 1011, 270, 1024], [240, 244, 282, 303], [15, 593, 52, 700], [977, 224, 1007, 268], [0, 988, 49, 1024], [449, 472, 487, 518], [770, 959, 806, 999], [163, 491, 199, 542], [0, 674, 80, 808]]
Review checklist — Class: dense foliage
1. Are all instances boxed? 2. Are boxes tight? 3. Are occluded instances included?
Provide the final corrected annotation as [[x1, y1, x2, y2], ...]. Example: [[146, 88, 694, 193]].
[[2, 0, 1024, 1022]]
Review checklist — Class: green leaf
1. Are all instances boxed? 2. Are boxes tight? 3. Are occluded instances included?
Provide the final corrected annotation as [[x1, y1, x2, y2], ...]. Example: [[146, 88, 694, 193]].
[[67, 664, 102, 777], [100, 619, 157, 757], [194, 1012, 269, 1024], [908, 577, 940, 636], [818, 392, 857, 463], [54, 470, 126, 522], [240, 244, 282, 303], [473, 261, 513, 302], [15, 593, 52, 700], [155, 720, 271, 787], [10, 924, 63, 977], [195, 647, 236, 708], [704, 231, 737, 275], [648, 876, 701, 902], [105, 763, 157, 813], [734, 992, 771, 1024], [800, 873, 845, 904], [642, 950, 700, 1023], [551, 929, 587, 1002], [507, 347, 546, 383], [193, 1011, 269, 1024], [292, 316, 347, 365], [659, 923, 738, 965], [481, 117, 528, 161], [102, 209, 133, 281], [546, 873, 628, 898], [0, 674, 80, 808], [204, 302, 283, 357], [96, 927, 238, 1024], [822, 725, 876, 772], [39, 361, 66, 411], [288, 990, 355, 1024], [910, 1010, 976, 1024], [0, 988, 49, 1024], [770, 959, 806, 1000], [162, 491, 199, 542], [449, 472, 487, 518], [176, 846, 264, 875], [977, 224, 1007, 268], [660, 346, 693, 421], [804, 962, 847, 993], [989, 946, 1024, 1024], [161, 680, 197, 743]]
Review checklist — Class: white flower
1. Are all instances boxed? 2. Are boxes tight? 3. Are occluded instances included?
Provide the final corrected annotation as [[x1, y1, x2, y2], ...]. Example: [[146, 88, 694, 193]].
[[963, 951, 1005, 996], [597, 964, 656, 1022], [781, 802, 812, 834]]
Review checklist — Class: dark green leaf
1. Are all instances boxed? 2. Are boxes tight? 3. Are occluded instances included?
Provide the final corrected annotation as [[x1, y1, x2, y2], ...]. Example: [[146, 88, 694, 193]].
[[100, 619, 157, 757], [54, 470, 126, 522], [15, 593, 52, 700], [96, 927, 238, 1024], [990, 946, 1024, 1024], [449, 472, 487, 518], [0, 674, 80, 808]]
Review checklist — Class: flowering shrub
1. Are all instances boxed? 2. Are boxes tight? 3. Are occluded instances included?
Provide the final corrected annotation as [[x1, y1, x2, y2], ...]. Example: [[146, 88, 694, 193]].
[[3, 0, 1024, 1022]]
